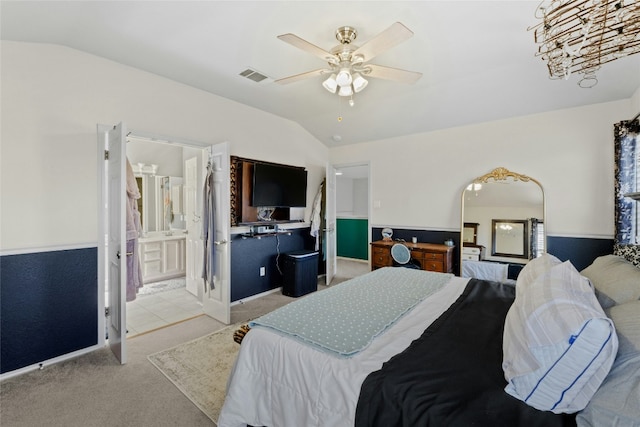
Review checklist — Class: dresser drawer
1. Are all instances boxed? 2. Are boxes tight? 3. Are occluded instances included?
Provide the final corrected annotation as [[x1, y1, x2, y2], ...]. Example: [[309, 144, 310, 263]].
[[424, 252, 444, 261], [462, 254, 480, 261], [423, 261, 444, 272], [410, 250, 424, 260], [371, 246, 391, 268], [372, 246, 388, 255], [463, 247, 481, 255], [372, 254, 391, 267]]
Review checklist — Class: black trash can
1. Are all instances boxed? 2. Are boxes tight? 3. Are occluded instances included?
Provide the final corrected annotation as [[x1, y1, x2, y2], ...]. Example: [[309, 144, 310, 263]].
[[282, 250, 319, 297]]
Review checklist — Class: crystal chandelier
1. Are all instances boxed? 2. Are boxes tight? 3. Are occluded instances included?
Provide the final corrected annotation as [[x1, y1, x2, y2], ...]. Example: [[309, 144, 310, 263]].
[[529, 0, 640, 88]]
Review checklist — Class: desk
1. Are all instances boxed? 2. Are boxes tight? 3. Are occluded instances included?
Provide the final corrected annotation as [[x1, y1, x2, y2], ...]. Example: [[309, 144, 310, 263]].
[[370, 240, 455, 273]]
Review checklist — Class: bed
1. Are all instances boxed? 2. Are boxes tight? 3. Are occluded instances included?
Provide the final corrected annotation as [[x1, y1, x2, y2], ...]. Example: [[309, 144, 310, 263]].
[[218, 254, 640, 427], [461, 259, 523, 284]]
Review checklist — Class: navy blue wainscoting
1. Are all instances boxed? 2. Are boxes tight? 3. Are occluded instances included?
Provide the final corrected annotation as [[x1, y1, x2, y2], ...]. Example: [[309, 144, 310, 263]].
[[230, 228, 315, 302], [0, 247, 98, 374], [547, 236, 614, 271]]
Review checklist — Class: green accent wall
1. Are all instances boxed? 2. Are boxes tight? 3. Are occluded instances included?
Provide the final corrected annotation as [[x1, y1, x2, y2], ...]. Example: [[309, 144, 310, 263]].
[[337, 218, 368, 260]]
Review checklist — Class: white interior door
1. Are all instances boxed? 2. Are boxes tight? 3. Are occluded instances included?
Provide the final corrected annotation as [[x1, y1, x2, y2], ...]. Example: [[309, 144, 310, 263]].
[[184, 156, 203, 298], [325, 163, 337, 285], [107, 122, 127, 364], [202, 142, 231, 324]]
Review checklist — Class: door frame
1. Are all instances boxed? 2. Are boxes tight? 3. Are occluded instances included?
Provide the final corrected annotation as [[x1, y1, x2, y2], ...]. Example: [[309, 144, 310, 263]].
[[97, 126, 230, 350], [331, 161, 371, 269]]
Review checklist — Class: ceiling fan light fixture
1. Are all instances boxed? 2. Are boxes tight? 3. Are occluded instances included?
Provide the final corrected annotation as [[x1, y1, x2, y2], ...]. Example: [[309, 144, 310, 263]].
[[338, 85, 353, 97], [335, 69, 352, 87], [352, 73, 368, 93], [322, 74, 338, 93], [276, 23, 420, 103]]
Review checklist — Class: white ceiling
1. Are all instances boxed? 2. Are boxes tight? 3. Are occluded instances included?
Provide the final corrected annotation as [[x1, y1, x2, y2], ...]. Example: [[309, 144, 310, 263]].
[[2, 1, 639, 147]]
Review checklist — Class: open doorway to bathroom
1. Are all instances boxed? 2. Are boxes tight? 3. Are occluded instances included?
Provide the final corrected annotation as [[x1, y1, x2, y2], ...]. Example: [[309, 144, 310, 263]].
[[334, 163, 370, 281], [123, 135, 205, 337]]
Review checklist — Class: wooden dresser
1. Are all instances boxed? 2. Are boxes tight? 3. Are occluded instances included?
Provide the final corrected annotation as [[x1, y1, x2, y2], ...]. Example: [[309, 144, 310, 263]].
[[370, 240, 455, 273]]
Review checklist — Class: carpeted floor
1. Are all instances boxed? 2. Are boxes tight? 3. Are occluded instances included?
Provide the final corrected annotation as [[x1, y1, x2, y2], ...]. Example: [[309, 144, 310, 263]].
[[147, 323, 243, 423], [0, 258, 369, 427]]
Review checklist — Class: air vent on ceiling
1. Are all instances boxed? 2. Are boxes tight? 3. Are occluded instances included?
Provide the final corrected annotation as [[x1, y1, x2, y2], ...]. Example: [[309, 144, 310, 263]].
[[239, 68, 268, 83]]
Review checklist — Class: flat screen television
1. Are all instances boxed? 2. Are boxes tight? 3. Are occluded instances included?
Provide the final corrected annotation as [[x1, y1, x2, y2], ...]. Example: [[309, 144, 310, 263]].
[[251, 162, 308, 208]]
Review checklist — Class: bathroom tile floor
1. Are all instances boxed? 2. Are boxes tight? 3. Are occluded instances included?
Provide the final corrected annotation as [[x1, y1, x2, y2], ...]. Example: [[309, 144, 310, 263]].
[[126, 279, 202, 337]]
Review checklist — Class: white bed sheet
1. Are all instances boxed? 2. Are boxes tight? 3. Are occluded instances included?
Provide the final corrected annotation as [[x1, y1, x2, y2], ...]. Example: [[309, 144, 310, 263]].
[[462, 260, 508, 282], [217, 276, 470, 427]]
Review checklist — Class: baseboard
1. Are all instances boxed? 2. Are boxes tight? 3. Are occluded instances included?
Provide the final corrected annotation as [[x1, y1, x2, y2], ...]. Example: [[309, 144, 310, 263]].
[[231, 287, 283, 306], [0, 343, 103, 381]]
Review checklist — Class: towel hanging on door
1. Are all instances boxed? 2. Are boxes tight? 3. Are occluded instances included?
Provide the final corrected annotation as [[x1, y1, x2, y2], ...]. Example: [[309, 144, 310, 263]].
[[201, 159, 216, 290]]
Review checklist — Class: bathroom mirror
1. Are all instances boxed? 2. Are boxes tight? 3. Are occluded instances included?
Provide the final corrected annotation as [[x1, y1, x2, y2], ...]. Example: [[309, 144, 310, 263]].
[[128, 137, 187, 233], [460, 167, 545, 279]]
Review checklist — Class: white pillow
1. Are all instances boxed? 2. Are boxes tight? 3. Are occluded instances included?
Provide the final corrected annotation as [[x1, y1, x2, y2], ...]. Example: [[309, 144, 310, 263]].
[[503, 261, 618, 414], [515, 253, 562, 296], [581, 255, 640, 309], [606, 300, 640, 358]]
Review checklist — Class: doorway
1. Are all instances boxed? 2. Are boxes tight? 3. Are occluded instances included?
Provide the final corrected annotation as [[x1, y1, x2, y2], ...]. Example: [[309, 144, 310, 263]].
[[333, 163, 371, 279], [122, 136, 208, 337], [100, 124, 231, 364]]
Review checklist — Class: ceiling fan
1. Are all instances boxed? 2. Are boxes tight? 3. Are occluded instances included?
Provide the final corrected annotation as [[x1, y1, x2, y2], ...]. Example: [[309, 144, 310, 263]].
[[275, 22, 422, 98]]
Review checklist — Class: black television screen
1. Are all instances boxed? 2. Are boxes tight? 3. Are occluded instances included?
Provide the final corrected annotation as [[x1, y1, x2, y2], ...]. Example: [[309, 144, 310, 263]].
[[251, 163, 308, 208]]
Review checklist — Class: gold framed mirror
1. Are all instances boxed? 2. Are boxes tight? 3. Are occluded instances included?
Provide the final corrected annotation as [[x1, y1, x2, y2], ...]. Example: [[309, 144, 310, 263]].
[[460, 167, 545, 280]]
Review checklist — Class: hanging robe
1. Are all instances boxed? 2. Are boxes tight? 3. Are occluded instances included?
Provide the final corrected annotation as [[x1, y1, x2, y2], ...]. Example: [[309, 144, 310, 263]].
[[310, 179, 325, 251], [125, 158, 143, 301], [202, 161, 216, 290]]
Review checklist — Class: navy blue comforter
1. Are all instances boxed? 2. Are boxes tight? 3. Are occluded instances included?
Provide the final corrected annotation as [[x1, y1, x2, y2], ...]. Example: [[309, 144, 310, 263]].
[[355, 279, 577, 427]]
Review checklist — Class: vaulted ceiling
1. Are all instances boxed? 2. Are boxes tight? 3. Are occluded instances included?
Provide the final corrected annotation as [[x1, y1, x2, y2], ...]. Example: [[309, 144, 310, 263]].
[[2, 1, 639, 147]]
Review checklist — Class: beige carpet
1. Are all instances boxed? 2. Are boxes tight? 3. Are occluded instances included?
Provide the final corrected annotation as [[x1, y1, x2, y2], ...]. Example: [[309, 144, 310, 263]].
[[147, 323, 243, 424], [145, 259, 369, 425]]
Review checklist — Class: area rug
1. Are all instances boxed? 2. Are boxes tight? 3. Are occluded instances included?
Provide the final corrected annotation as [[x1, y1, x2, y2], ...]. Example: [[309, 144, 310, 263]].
[[147, 323, 242, 424], [138, 277, 186, 296]]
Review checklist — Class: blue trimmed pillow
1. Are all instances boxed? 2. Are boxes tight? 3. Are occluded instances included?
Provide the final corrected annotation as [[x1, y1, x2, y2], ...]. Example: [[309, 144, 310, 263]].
[[503, 261, 618, 414]]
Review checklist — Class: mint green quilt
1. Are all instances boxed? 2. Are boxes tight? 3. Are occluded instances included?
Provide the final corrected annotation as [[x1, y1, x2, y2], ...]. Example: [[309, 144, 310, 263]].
[[250, 267, 452, 357]]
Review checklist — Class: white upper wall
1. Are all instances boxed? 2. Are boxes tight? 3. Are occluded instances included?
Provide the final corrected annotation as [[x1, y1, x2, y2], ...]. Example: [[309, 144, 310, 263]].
[[337, 177, 368, 218], [2, 40, 637, 250], [330, 98, 637, 239], [632, 85, 640, 114], [0, 41, 328, 250]]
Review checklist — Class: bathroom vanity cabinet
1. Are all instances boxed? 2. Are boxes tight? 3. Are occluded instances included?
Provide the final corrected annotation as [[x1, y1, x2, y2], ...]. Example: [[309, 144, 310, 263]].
[[138, 234, 186, 284]]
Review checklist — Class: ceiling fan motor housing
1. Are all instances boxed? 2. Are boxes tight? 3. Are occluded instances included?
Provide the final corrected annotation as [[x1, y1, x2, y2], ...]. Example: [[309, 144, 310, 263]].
[[335, 26, 357, 44]]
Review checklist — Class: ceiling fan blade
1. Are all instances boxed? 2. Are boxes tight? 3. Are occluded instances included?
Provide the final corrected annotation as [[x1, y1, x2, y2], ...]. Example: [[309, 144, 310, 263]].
[[365, 64, 422, 84], [275, 68, 329, 85], [277, 33, 334, 62], [352, 22, 414, 62]]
